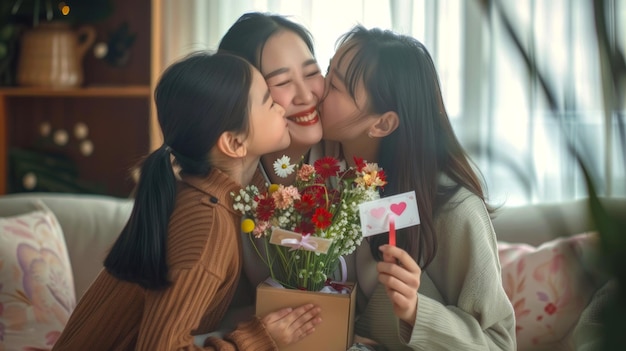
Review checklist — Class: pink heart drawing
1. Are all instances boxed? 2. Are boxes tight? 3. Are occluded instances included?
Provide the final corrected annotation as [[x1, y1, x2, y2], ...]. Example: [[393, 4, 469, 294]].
[[370, 207, 386, 219], [390, 202, 407, 216]]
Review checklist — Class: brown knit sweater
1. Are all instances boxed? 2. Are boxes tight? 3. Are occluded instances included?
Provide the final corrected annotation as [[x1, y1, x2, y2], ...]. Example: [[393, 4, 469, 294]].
[[52, 168, 278, 350]]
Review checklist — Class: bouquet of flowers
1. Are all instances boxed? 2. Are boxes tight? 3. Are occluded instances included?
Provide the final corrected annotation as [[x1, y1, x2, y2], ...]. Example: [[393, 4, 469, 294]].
[[231, 156, 387, 291]]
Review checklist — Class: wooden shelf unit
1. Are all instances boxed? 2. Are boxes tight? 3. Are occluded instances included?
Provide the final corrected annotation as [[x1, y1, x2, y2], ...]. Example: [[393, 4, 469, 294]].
[[0, 86, 151, 97], [0, 88, 152, 197], [0, 0, 153, 197]]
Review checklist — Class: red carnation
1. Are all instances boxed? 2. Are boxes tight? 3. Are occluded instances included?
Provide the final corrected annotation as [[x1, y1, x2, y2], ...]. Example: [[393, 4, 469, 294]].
[[314, 157, 340, 179], [312, 207, 333, 230], [353, 156, 366, 172], [256, 196, 276, 221], [303, 185, 326, 206], [295, 193, 316, 213], [379, 170, 387, 181]]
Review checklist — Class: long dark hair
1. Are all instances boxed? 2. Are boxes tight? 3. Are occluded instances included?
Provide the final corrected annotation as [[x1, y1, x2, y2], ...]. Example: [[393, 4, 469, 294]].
[[104, 51, 253, 289], [218, 12, 316, 71], [335, 26, 489, 267]]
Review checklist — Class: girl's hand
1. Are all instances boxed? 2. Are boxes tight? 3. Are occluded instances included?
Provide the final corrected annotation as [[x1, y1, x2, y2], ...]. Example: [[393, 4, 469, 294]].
[[261, 303, 322, 347], [376, 244, 421, 325]]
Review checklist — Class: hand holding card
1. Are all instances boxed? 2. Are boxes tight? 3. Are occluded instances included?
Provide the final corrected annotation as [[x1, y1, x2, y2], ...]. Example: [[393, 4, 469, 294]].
[[360, 191, 422, 324]]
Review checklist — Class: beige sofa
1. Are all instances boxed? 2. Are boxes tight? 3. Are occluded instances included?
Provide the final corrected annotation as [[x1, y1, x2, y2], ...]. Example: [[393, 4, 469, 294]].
[[0, 192, 624, 349]]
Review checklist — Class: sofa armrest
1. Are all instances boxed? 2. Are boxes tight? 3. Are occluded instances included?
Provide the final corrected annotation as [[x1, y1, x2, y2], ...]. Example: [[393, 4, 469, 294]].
[[0, 192, 133, 299]]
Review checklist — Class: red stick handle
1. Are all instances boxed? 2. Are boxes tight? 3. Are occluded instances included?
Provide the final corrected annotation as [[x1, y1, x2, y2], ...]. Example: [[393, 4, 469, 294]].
[[389, 215, 396, 246]]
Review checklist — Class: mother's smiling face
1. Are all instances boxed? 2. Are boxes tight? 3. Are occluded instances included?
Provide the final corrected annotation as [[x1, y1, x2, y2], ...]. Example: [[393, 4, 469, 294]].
[[260, 30, 324, 149]]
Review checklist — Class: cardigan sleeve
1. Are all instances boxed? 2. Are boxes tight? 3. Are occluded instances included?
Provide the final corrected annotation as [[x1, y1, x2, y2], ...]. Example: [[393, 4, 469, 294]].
[[135, 265, 277, 350], [401, 190, 516, 350]]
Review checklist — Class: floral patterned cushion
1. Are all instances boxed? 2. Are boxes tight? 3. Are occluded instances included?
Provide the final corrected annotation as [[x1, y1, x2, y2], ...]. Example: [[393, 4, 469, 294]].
[[0, 202, 76, 350], [498, 232, 599, 350]]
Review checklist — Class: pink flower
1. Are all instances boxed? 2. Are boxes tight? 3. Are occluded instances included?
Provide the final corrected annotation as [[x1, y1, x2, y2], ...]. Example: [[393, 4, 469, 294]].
[[272, 185, 301, 210], [253, 221, 270, 238], [297, 164, 315, 182]]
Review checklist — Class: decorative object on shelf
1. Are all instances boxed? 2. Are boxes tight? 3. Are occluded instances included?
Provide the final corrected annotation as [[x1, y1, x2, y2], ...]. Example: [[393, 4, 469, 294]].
[[73, 121, 88, 139], [73, 121, 93, 156], [93, 21, 136, 67], [79, 139, 93, 156], [39, 121, 51, 136], [17, 21, 95, 87], [8, 148, 105, 194], [22, 171, 37, 189], [8, 0, 114, 26], [52, 127, 69, 145], [8, 0, 114, 87], [35, 120, 94, 157]]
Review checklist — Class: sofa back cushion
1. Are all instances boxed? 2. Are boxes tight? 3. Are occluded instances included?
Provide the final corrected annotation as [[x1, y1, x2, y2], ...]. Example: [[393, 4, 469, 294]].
[[0, 203, 75, 349]]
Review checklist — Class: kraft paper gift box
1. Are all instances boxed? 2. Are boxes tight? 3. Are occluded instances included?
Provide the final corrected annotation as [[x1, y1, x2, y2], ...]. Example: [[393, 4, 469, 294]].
[[256, 281, 357, 351]]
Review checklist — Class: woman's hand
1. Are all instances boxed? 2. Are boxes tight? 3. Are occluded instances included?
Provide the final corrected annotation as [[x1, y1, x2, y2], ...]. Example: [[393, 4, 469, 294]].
[[377, 244, 421, 325], [261, 303, 322, 347]]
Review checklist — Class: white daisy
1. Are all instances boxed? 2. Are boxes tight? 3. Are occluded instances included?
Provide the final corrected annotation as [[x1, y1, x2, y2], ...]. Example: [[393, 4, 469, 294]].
[[273, 155, 295, 178]]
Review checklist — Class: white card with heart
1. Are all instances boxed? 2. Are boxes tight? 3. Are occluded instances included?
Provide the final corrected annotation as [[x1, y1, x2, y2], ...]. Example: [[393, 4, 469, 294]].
[[358, 191, 420, 237]]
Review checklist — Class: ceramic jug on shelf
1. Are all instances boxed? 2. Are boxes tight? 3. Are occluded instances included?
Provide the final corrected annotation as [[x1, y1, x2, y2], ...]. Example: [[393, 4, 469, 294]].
[[17, 21, 96, 88]]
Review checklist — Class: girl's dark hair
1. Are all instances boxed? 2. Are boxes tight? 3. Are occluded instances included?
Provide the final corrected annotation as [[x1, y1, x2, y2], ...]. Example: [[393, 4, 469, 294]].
[[218, 12, 316, 71], [104, 51, 253, 289], [335, 26, 489, 267]]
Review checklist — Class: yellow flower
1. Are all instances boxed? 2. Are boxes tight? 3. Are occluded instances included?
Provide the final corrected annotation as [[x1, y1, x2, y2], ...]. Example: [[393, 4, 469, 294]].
[[241, 218, 255, 233], [268, 184, 280, 194]]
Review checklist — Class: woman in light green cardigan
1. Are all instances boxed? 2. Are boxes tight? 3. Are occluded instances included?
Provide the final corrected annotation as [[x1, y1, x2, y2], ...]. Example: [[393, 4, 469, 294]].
[[320, 25, 516, 350]]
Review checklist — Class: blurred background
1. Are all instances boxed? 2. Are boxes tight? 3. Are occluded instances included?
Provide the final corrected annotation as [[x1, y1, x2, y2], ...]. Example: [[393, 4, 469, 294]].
[[0, 1, 624, 349], [157, 0, 626, 207], [0, 0, 623, 205]]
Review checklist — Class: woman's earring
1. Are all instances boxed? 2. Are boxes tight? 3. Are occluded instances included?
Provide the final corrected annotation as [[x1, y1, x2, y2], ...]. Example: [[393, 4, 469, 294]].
[[367, 131, 373, 138]]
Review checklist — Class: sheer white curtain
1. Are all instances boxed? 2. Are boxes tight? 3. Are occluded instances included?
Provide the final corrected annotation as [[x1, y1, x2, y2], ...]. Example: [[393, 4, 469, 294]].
[[154, 0, 625, 206], [157, 0, 396, 70], [468, 0, 626, 206]]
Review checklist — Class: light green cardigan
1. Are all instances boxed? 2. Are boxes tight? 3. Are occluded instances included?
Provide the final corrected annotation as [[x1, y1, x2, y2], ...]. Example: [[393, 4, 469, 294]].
[[346, 185, 516, 350]]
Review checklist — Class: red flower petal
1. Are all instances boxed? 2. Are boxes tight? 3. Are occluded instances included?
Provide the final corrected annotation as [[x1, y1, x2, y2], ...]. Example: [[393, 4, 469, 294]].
[[295, 193, 316, 213], [314, 157, 340, 179], [256, 197, 276, 221], [312, 207, 333, 229], [353, 156, 366, 172]]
